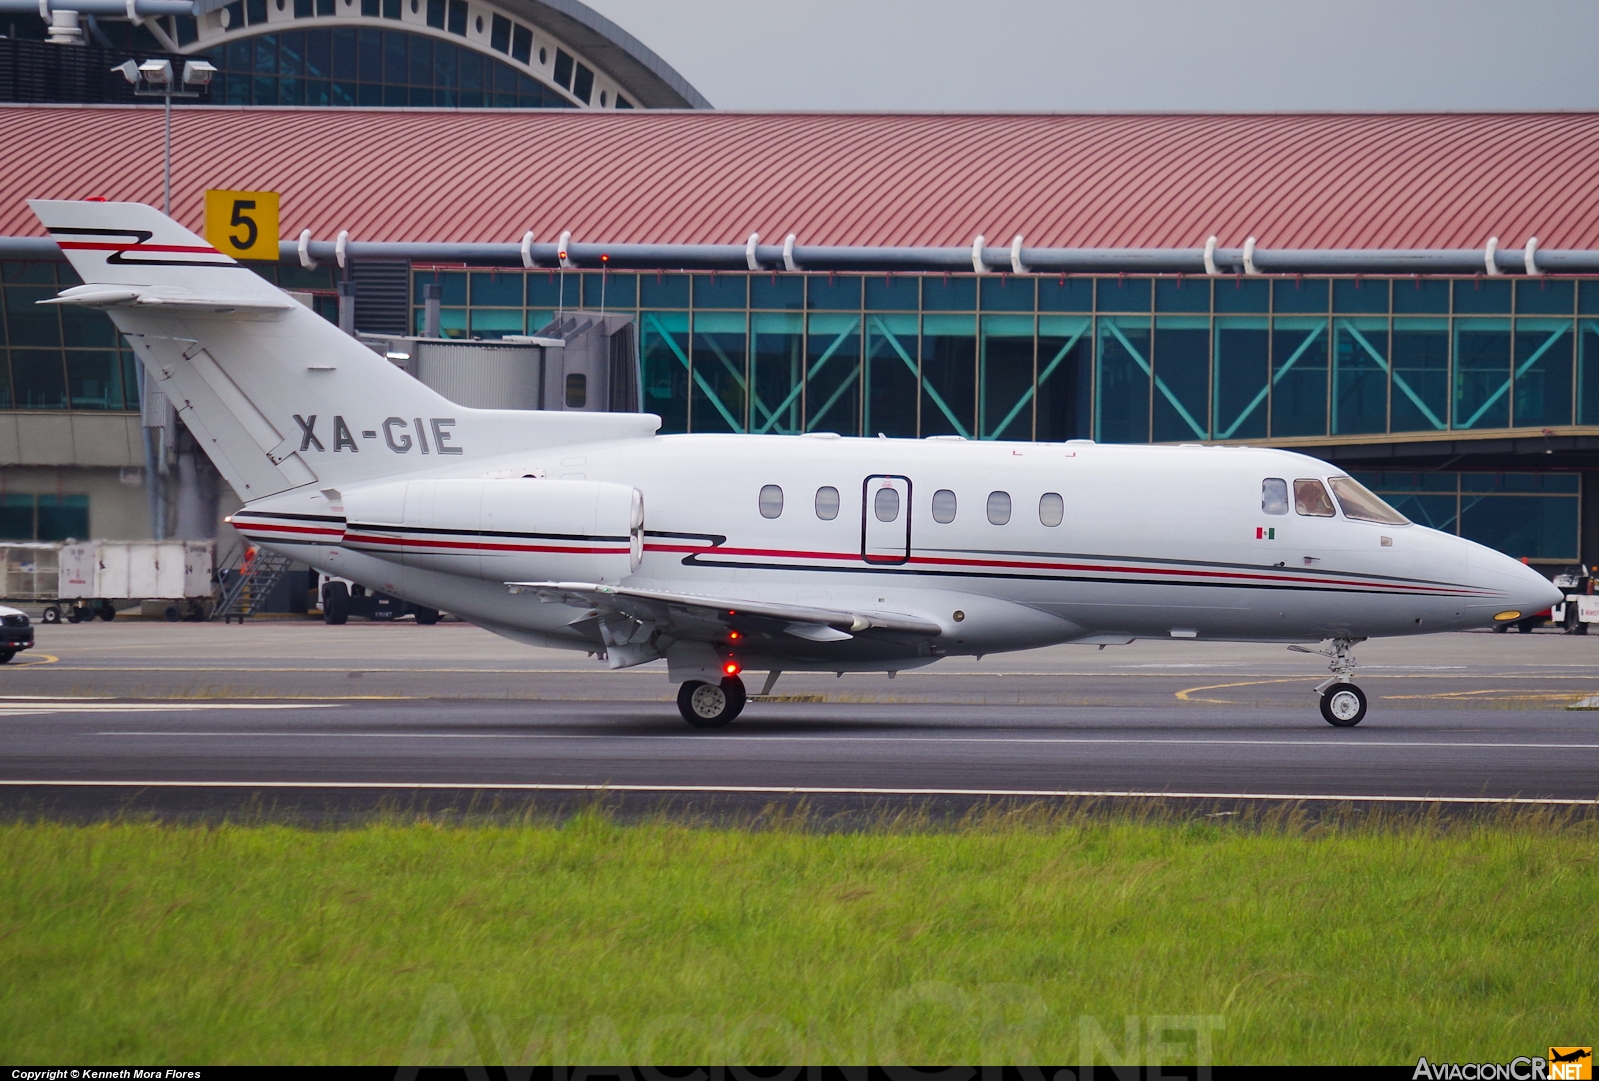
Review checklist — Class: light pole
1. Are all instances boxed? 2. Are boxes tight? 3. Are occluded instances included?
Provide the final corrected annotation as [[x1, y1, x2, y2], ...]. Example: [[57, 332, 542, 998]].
[[112, 57, 215, 215], [110, 55, 214, 540]]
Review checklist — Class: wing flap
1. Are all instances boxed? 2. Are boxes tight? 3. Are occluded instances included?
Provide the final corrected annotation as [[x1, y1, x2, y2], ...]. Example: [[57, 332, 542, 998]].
[[508, 581, 945, 638]]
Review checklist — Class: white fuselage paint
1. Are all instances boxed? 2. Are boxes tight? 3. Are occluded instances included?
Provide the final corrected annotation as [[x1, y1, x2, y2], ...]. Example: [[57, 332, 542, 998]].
[[236, 432, 1560, 671]]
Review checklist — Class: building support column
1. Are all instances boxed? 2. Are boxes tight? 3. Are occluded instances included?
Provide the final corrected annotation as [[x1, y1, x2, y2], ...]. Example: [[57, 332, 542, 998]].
[[1581, 471, 1599, 572]]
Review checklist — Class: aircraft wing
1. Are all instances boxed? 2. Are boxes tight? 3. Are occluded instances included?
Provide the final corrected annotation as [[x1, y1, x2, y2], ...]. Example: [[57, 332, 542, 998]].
[[507, 580, 944, 667]]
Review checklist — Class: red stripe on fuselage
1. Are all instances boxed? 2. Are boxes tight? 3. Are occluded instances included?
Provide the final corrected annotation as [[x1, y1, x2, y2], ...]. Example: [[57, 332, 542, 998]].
[[344, 532, 626, 556], [236, 521, 343, 538]]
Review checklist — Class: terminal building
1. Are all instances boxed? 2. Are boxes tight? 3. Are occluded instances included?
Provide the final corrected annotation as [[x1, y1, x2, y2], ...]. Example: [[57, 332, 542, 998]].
[[1, 91, 1598, 576]]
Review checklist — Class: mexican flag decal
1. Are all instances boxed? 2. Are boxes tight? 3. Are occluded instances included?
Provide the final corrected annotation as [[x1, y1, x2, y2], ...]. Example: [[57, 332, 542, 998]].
[[1256, 527, 1276, 540]]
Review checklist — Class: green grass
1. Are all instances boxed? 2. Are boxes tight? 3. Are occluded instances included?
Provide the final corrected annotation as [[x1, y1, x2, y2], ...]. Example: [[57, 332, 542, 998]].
[[1, 807, 1595, 1065]]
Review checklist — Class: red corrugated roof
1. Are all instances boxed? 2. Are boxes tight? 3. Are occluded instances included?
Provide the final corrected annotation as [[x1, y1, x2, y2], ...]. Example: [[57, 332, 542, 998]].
[[4, 105, 1599, 250]]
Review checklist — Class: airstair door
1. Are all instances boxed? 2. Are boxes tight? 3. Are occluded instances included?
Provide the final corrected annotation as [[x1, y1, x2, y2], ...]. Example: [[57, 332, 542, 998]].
[[862, 475, 911, 565]]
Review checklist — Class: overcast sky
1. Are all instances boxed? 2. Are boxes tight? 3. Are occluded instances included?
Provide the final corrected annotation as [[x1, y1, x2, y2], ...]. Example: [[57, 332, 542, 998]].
[[584, 0, 1599, 112]]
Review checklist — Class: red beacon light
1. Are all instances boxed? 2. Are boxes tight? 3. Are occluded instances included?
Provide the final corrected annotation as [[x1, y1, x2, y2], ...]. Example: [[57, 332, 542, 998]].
[[723, 661, 741, 677]]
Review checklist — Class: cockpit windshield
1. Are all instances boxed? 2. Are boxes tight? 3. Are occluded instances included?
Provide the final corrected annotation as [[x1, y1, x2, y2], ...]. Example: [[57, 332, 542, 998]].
[[1328, 476, 1409, 525]]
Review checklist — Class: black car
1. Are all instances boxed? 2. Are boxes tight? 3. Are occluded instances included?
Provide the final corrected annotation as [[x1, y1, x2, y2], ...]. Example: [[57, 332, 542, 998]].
[[0, 605, 34, 662]]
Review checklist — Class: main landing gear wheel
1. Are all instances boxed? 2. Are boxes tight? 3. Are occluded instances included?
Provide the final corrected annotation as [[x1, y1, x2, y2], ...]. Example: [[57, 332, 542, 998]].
[[677, 676, 747, 727], [1320, 684, 1368, 727]]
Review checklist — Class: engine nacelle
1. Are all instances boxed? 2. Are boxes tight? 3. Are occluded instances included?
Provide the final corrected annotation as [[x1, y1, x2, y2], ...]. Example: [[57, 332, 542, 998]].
[[342, 478, 642, 585]]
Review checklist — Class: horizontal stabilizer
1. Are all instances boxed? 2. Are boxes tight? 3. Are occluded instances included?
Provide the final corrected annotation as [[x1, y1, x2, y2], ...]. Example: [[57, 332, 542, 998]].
[[40, 284, 294, 312]]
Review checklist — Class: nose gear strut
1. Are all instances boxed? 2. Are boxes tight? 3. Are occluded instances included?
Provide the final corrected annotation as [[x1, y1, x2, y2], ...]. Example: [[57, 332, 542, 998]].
[[1289, 637, 1369, 727]]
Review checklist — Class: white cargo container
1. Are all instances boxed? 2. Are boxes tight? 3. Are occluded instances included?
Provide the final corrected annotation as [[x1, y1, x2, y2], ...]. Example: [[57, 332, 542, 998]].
[[0, 544, 62, 603], [48, 541, 215, 623]]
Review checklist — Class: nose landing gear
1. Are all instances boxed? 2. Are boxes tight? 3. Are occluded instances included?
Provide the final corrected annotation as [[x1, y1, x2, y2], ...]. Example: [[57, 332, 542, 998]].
[[1292, 637, 1369, 727], [677, 675, 747, 727]]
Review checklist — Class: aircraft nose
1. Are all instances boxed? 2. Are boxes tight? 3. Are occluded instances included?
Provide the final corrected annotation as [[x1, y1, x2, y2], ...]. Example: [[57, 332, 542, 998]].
[[1466, 542, 1563, 614]]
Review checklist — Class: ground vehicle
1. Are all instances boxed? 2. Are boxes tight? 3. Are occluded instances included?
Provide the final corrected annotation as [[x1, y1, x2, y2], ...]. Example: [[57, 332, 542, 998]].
[[34, 198, 1564, 728], [317, 574, 441, 625], [0, 604, 34, 662], [1551, 565, 1598, 635]]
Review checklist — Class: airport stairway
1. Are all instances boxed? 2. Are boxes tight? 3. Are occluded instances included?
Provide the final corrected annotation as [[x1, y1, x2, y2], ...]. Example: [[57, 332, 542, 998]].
[[212, 547, 294, 623]]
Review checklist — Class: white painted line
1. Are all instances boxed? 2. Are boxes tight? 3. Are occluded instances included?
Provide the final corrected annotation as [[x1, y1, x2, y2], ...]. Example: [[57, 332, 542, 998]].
[[94, 731, 1599, 751], [0, 704, 325, 715], [0, 778, 1593, 806]]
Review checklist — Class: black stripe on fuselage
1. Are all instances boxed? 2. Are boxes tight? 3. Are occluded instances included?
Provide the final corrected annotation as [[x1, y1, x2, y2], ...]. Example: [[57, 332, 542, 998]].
[[234, 511, 345, 524]]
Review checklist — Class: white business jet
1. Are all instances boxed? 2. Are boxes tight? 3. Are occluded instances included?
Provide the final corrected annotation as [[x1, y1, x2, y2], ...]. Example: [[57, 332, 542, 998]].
[[31, 200, 1561, 728]]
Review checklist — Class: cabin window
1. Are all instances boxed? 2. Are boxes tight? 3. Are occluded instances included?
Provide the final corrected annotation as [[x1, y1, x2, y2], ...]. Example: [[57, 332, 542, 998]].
[[758, 484, 784, 519], [1294, 478, 1336, 517], [815, 486, 840, 520], [1328, 476, 1409, 525], [874, 486, 900, 522], [1039, 492, 1064, 527], [564, 373, 586, 408], [1262, 478, 1289, 515], [987, 491, 1012, 526], [931, 489, 957, 524]]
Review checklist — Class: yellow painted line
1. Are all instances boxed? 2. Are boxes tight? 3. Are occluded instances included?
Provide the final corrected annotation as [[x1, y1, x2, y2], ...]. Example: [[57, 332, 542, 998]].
[[4, 653, 58, 668], [1175, 678, 1306, 703]]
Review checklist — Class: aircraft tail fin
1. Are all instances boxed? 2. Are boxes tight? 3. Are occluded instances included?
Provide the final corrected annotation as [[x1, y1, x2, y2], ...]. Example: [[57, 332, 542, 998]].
[[28, 200, 657, 502]]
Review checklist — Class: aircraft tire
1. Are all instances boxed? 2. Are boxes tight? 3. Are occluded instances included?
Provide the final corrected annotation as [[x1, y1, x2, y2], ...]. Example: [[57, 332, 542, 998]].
[[677, 676, 746, 727], [322, 582, 350, 625], [1320, 684, 1367, 727]]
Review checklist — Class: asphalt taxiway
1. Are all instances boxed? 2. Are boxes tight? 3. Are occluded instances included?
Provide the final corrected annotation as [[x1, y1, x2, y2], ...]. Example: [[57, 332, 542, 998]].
[[2, 620, 1598, 817]]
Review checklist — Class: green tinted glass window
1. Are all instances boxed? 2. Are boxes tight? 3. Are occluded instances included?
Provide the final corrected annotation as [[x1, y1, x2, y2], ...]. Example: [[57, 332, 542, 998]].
[[1096, 316, 1151, 443], [1270, 318, 1328, 437], [923, 276, 976, 312], [640, 274, 689, 308], [1272, 278, 1329, 314], [980, 276, 1034, 312], [1038, 277, 1092, 312], [1390, 318, 1449, 431], [1512, 319, 1574, 428], [1154, 278, 1208, 313], [919, 314, 976, 437], [1213, 278, 1270, 312], [1213, 317, 1269, 440], [1152, 315, 1209, 440], [1455, 279, 1512, 315], [1334, 278, 1389, 314], [806, 313, 861, 436], [864, 313, 917, 437], [1332, 318, 1388, 435], [751, 275, 803, 310], [1035, 316, 1091, 441], [1453, 319, 1511, 428], [980, 315, 1034, 440], [1393, 278, 1450, 314], [1095, 278, 1151, 313]]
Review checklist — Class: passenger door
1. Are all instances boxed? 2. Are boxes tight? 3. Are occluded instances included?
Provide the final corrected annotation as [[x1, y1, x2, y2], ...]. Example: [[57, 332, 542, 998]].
[[862, 475, 911, 565]]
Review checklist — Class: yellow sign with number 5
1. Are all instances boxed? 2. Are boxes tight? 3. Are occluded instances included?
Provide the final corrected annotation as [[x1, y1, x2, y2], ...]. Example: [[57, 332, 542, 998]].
[[204, 189, 279, 260]]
